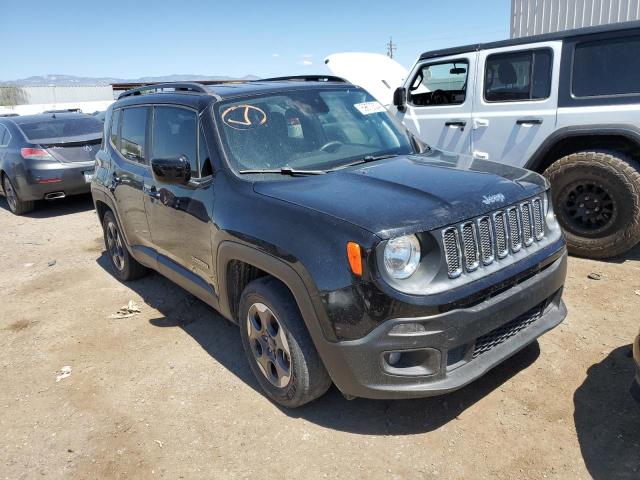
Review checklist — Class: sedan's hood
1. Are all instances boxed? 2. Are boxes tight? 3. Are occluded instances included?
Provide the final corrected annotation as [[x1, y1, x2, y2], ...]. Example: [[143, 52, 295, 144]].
[[253, 151, 548, 239]]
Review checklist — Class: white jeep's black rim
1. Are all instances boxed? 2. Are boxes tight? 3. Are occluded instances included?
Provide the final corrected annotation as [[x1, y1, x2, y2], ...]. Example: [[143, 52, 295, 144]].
[[106, 221, 125, 271], [4, 178, 17, 212], [558, 180, 617, 236], [246, 302, 292, 388]]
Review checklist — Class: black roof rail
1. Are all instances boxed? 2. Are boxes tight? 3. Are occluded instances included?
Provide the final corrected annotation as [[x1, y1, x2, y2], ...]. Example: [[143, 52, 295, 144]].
[[117, 82, 209, 100], [257, 75, 349, 83]]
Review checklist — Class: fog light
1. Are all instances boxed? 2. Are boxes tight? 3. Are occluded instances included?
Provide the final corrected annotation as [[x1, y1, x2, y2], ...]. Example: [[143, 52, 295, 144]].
[[387, 351, 401, 366]]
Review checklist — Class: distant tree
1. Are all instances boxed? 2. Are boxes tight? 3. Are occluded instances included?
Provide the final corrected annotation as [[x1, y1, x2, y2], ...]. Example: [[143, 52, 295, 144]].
[[0, 86, 27, 107]]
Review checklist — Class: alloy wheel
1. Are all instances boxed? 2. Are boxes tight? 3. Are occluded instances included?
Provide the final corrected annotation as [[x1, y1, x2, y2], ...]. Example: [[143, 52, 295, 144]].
[[106, 221, 125, 271], [246, 302, 292, 388], [558, 181, 617, 236], [3, 178, 17, 213]]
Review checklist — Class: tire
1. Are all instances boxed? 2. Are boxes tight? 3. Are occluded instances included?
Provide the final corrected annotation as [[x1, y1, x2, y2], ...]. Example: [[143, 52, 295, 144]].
[[239, 277, 331, 408], [544, 150, 640, 258], [2, 175, 34, 215], [102, 210, 147, 281]]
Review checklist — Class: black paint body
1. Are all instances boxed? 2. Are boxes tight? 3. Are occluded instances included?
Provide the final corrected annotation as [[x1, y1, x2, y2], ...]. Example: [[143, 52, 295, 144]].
[[92, 81, 567, 399]]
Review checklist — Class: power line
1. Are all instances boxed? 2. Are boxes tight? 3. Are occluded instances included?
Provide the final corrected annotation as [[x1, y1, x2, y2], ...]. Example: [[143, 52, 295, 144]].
[[386, 37, 397, 58]]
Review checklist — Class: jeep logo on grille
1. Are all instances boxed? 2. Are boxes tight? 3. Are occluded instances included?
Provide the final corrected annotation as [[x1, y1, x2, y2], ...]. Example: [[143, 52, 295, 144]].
[[482, 193, 505, 205]]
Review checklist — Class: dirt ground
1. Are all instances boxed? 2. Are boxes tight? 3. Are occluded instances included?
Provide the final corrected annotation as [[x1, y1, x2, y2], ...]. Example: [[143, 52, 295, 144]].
[[0, 194, 639, 480]]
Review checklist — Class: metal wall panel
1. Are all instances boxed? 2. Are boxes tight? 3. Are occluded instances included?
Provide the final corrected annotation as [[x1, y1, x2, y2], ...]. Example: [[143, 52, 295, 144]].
[[0, 85, 113, 106], [511, 0, 640, 37]]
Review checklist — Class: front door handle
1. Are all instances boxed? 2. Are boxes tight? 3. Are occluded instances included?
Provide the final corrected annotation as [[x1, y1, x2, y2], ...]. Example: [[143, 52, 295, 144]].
[[516, 118, 543, 126], [445, 120, 467, 129]]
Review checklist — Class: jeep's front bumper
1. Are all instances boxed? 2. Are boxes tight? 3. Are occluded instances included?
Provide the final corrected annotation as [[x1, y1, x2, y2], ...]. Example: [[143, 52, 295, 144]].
[[317, 249, 567, 399]]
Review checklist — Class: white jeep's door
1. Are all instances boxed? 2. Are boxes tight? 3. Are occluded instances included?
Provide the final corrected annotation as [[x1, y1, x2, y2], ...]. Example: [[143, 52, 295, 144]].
[[394, 53, 477, 155], [470, 41, 561, 167]]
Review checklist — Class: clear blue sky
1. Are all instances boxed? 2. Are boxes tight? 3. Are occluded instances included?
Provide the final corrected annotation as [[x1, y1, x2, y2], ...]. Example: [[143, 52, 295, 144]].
[[0, 0, 510, 80]]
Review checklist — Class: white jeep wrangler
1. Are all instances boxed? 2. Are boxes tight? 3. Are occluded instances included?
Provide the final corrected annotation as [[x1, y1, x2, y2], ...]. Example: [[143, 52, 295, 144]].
[[327, 22, 640, 259]]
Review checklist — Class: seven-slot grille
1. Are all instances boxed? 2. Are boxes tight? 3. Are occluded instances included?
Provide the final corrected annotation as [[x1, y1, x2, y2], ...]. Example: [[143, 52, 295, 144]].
[[442, 196, 545, 278]]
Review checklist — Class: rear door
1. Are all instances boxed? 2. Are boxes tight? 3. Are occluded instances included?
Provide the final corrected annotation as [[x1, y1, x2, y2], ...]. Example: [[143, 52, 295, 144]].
[[395, 53, 477, 155], [144, 105, 215, 294], [470, 42, 560, 166], [109, 106, 154, 251]]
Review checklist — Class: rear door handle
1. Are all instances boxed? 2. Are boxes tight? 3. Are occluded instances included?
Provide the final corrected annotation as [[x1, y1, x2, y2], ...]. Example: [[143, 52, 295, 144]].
[[516, 118, 542, 126], [445, 120, 467, 129]]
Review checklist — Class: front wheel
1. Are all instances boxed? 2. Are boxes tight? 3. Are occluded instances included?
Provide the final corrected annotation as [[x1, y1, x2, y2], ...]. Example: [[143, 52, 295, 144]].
[[239, 277, 331, 408], [544, 151, 640, 258]]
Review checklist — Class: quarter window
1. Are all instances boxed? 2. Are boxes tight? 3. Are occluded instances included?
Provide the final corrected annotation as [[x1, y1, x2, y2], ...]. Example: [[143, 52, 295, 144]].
[[572, 35, 640, 98], [109, 109, 121, 150], [119, 107, 149, 163], [0, 124, 10, 147], [151, 106, 198, 176], [484, 49, 552, 102], [408, 60, 468, 106]]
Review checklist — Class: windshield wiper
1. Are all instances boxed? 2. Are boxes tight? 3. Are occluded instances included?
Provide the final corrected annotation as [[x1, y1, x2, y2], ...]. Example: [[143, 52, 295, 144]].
[[238, 167, 326, 176], [332, 153, 399, 171]]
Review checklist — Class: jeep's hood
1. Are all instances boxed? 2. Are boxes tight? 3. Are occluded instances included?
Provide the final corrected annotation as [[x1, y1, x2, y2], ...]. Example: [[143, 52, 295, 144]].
[[253, 151, 548, 239]]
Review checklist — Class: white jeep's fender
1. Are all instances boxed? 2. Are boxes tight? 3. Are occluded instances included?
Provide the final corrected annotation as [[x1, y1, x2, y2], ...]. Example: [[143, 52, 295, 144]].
[[324, 52, 408, 108]]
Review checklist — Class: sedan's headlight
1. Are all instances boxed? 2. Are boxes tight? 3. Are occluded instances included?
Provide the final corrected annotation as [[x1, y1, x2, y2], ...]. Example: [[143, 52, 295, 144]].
[[383, 235, 421, 279]]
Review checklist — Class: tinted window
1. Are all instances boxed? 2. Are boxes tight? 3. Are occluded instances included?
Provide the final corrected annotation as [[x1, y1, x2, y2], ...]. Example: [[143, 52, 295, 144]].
[[216, 89, 413, 174], [485, 49, 552, 102], [409, 60, 468, 106], [573, 35, 640, 97], [199, 127, 212, 177], [151, 106, 197, 174], [109, 109, 121, 149], [0, 125, 8, 147], [119, 107, 148, 163], [17, 117, 103, 141]]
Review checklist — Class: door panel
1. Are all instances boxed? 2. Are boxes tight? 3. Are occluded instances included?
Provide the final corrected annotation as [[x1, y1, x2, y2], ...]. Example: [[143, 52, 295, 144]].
[[471, 42, 561, 168], [395, 53, 476, 155]]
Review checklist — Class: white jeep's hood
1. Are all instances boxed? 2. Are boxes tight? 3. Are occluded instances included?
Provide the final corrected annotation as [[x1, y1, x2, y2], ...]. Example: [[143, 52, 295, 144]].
[[324, 52, 408, 107]]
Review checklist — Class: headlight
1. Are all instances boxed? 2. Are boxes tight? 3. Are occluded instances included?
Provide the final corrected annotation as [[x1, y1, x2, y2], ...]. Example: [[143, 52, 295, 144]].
[[383, 235, 421, 279]]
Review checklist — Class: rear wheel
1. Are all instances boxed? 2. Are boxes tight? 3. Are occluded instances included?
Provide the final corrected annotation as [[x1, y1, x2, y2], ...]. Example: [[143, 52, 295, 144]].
[[2, 175, 34, 215], [239, 277, 331, 408], [544, 151, 640, 258], [102, 210, 147, 281]]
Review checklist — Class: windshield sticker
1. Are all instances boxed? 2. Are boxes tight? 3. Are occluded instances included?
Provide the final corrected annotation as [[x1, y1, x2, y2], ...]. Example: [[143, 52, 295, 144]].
[[221, 105, 267, 130], [354, 101, 386, 115]]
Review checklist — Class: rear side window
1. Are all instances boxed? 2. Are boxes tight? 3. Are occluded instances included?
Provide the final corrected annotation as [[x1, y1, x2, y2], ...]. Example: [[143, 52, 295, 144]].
[[119, 107, 149, 163], [572, 35, 640, 98], [151, 106, 198, 176], [17, 117, 103, 141], [484, 49, 552, 102], [0, 124, 9, 147], [409, 60, 468, 106]]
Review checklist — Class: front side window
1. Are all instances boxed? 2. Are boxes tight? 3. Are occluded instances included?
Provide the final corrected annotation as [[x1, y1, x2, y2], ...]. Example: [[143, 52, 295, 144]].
[[484, 49, 552, 102], [119, 107, 149, 163], [408, 60, 468, 106], [151, 106, 198, 176], [573, 35, 640, 98], [215, 88, 414, 175]]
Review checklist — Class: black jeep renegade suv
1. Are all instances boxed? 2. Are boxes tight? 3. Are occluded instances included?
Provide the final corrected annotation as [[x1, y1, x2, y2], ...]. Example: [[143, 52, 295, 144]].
[[92, 78, 567, 407]]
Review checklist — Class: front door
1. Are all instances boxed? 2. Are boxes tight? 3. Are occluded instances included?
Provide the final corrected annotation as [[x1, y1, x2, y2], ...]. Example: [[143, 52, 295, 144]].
[[470, 42, 561, 167], [395, 53, 477, 155], [143, 106, 215, 294]]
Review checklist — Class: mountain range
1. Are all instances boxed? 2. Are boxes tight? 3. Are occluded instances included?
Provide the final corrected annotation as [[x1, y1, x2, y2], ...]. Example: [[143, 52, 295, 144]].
[[0, 74, 260, 86]]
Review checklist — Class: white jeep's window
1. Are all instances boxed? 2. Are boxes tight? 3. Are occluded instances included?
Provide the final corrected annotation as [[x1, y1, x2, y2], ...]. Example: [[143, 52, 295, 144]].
[[484, 49, 552, 102], [408, 60, 468, 106], [216, 89, 414, 174]]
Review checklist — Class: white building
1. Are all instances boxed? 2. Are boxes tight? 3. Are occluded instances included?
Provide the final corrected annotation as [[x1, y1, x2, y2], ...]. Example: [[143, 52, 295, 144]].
[[0, 85, 115, 115]]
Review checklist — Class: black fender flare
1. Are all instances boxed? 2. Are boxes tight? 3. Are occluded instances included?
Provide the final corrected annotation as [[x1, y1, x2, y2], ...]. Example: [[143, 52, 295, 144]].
[[525, 124, 640, 172]]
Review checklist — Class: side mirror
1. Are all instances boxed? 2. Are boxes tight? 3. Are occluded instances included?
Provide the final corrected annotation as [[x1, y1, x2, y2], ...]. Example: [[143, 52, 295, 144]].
[[393, 87, 407, 111], [151, 155, 191, 185]]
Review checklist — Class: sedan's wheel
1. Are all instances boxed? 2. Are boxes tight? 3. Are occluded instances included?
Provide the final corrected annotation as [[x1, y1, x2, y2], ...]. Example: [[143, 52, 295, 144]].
[[544, 151, 640, 258], [101, 210, 147, 281], [239, 277, 331, 408], [246, 303, 292, 388], [2, 175, 34, 215]]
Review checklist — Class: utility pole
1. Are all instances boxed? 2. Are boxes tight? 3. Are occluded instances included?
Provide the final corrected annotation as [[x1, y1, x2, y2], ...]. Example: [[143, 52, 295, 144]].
[[386, 37, 397, 59]]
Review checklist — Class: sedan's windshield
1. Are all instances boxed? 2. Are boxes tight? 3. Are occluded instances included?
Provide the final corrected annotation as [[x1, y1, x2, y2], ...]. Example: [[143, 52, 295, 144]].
[[215, 88, 415, 174]]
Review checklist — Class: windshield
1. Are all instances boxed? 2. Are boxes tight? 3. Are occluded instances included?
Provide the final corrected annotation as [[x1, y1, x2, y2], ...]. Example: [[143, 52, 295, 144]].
[[215, 88, 414, 173], [18, 116, 104, 141]]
